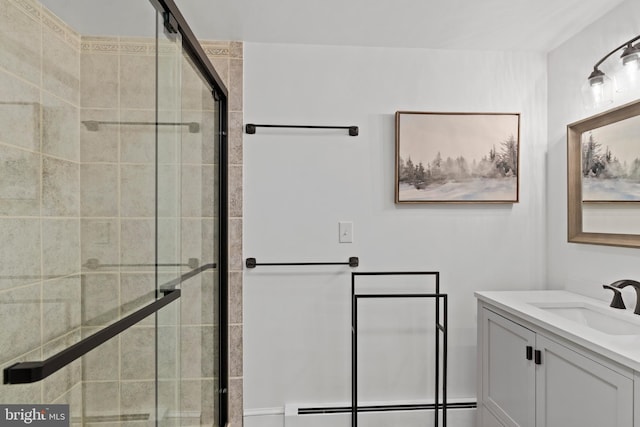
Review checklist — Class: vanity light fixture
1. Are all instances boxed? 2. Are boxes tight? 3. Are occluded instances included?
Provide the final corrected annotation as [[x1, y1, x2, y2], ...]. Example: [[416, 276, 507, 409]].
[[582, 34, 640, 109]]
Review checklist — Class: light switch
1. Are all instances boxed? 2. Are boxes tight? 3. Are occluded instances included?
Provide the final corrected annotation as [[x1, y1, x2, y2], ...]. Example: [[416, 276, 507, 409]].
[[339, 221, 353, 243]]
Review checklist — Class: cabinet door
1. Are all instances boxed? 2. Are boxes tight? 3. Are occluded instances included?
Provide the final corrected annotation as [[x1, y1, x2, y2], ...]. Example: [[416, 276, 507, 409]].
[[482, 309, 536, 427], [535, 335, 633, 427]]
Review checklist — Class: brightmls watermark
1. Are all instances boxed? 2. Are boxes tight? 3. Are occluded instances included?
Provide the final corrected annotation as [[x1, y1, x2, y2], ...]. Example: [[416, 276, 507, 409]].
[[0, 405, 69, 426]]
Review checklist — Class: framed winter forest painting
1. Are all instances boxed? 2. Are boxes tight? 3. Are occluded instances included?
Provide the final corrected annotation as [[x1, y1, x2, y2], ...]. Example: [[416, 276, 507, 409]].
[[580, 113, 640, 202], [395, 111, 520, 203]]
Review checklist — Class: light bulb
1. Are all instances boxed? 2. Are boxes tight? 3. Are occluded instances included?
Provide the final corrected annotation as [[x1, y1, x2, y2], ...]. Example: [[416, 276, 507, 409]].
[[615, 45, 640, 93], [581, 69, 614, 109]]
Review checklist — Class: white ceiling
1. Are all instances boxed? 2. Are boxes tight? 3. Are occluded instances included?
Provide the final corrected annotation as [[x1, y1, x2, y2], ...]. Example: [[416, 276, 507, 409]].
[[39, 0, 626, 53], [175, 0, 626, 52]]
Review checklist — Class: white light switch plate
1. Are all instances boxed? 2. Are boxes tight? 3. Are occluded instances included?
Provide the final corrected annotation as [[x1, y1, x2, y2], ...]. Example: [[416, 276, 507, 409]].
[[339, 221, 353, 243]]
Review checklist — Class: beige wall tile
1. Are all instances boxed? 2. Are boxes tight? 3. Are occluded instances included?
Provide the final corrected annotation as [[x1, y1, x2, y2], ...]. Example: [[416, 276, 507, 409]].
[[80, 109, 119, 162], [228, 377, 243, 426], [81, 219, 119, 272], [229, 324, 242, 377], [81, 273, 119, 326], [0, 69, 40, 151], [179, 379, 215, 425], [181, 165, 203, 218], [180, 110, 204, 164], [157, 164, 179, 219], [121, 326, 155, 380], [181, 55, 216, 112], [180, 326, 202, 380], [80, 53, 118, 109], [0, 283, 41, 364], [0, 218, 40, 290], [120, 164, 154, 217], [43, 330, 82, 403], [0, 143, 40, 216], [42, 28, 80, 105], [120, 219, 155, 268], [201, 115, 218, 166], [0, 0, 41, 85], [229, 218, 243, 271], [120, 381, 155, 420], [229, 59, 243, 112], [42, 156, 80, 217], [42, 92, 79, 161], [180, 325, 214, 379], [83, 381, 120, 417], [43, 275, 81, 343], [120, 273, 155, 325], [180, 219, 203, 265], [157, 110, 181, 165], [179, 270, 215, 326], [210, 57, 229, 89], [230, 42, 243, 59], [229, 271, 242, 324], [81, 163, 118, 217], [229, 165, 242, 218], [120, 109, 155, 164], [156, 324, 178, 380], [157, 218, 180, 269], [202, 165, 216, 218], [180, 274, 204, 326], [157, 53, 181, 111], [81, 327, 119, 381], [120, 55, 155, 109], [229, 111, 243, 165], [42, 219, 80, 276], [181, 219, 216, 268], [201, 110, 219, 163], [52, 382, 83, 423]]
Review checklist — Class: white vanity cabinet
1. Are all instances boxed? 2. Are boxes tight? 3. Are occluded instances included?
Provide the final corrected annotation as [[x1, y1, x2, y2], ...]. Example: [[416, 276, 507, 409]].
[[478, 304, 634, 427]]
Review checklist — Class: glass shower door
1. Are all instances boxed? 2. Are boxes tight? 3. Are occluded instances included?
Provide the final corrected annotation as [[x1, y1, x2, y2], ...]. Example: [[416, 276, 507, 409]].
[[0, 1, 225, 425], [177, 51, 222, 425], [156, 10, 183, 426]]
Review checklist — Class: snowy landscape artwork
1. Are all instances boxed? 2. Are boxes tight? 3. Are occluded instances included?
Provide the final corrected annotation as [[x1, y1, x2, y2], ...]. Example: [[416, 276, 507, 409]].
[[581, 114, 640, 202], [395, 111, 520, 203]]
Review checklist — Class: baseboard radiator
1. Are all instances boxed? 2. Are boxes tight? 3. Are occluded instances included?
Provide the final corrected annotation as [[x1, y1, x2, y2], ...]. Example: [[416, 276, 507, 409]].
[[245, 398, 478, 427]]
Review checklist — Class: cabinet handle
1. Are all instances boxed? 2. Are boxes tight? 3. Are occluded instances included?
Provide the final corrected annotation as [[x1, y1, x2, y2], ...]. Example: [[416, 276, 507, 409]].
[[526, 345, 533, 360], [534, 349, 542, 365]]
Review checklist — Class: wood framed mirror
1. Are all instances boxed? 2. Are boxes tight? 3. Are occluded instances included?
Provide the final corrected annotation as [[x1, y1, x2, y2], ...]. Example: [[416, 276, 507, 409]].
[[568, 99, 640, 248]]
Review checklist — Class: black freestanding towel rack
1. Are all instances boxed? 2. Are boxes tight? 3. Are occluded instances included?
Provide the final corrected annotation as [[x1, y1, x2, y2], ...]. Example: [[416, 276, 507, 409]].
[[351, 271, 447, 427]]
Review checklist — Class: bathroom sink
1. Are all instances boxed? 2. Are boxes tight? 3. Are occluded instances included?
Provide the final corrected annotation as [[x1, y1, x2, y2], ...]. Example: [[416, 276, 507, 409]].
[[530, 302, 640, 335]]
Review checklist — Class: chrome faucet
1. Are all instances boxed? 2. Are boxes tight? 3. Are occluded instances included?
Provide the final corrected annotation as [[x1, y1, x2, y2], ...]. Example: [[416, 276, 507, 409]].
[[609, 280, 640, 314]]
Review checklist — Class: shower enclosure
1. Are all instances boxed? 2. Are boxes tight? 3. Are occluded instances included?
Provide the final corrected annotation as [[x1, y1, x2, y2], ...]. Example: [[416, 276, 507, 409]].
[[0, 0, 227, 425]]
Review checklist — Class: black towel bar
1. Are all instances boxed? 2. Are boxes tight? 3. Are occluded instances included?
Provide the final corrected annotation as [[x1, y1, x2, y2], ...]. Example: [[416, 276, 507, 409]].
[[245, 124, 358, 136], [245, 257, 359, 269]]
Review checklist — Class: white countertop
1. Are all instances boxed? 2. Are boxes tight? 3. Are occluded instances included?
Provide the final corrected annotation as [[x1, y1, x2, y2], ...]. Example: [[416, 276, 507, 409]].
[[476, 290, 640, 373]]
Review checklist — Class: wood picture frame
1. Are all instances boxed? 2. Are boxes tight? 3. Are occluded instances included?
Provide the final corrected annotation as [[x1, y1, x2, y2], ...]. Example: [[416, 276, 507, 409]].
[[567, 99, 640, 248], [395, 111, 520, 203]]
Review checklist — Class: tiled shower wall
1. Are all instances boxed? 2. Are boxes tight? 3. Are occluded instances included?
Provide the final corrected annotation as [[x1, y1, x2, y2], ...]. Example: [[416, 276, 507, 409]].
[[0, 0, 82, 410], [201, 41, 244, 427]]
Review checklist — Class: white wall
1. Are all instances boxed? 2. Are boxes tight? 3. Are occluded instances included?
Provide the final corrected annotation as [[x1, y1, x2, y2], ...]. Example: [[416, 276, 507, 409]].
[[547, 0, 640, 300], [243, 43, 547, 426]]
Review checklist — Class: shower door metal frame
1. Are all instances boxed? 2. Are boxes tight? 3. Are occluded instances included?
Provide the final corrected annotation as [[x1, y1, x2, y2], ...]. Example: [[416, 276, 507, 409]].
[[150, 1, 230, 425]]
